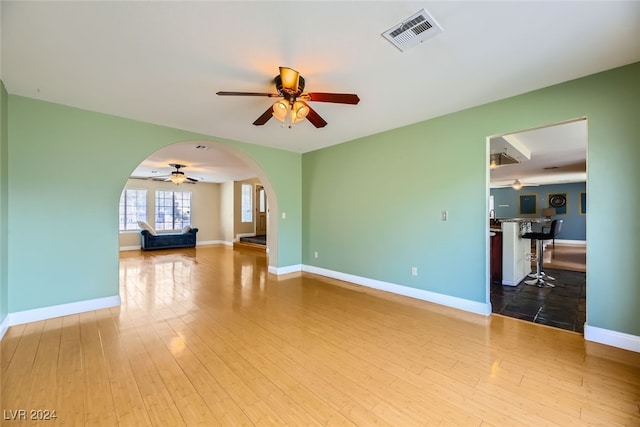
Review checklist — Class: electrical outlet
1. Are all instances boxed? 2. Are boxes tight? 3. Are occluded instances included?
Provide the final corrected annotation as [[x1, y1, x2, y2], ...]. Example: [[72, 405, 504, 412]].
[[314, 251, 318, 259], [282, 212, 286, 219], [411, 267, 418, 276], [441, 210, 448, 221]]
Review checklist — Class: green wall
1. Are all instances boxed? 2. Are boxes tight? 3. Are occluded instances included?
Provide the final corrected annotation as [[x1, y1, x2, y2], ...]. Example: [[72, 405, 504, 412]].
[[4, 63, 640, 340], [0, 82, 8, 327], [303, 62, 640, 337], [7, 96, 302, 313]]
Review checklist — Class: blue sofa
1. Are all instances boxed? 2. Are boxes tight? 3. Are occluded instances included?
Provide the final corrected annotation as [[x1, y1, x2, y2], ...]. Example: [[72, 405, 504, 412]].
[[140, 228, 198, 250]]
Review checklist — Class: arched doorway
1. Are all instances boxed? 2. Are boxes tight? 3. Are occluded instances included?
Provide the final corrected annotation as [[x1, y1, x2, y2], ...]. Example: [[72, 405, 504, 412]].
[[118, 140, 279, 268]]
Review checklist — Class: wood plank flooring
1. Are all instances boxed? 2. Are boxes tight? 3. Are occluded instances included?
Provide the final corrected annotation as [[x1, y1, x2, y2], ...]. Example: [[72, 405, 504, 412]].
[[542, 243, 587, 273], [2, 245, 639, 426]]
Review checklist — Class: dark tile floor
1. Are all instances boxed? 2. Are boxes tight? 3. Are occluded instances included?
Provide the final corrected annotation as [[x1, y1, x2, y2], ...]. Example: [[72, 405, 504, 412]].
[[490, 268, 586, 333]]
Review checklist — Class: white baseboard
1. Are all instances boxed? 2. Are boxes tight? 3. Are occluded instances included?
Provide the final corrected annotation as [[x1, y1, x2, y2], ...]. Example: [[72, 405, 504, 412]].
[[197, 240, 228, 246], [302, 265, 491, 316], [8, 295, 121, 327], [502, 272, 528, 286], [554, 239, 586, 246], [0, 314, 9, 340], [119, 245, 141, 251], [269, 264, 302, 275], [584, 324, 640, 353]]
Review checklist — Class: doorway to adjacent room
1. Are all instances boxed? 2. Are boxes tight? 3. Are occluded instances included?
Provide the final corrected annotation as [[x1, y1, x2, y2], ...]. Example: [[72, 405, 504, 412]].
[[487, 118, 587, 333], [256, 184, 267, 236]]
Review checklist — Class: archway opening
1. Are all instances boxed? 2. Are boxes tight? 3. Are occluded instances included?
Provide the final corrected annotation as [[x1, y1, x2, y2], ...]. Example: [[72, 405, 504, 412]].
[[117, 139, 280, 280]]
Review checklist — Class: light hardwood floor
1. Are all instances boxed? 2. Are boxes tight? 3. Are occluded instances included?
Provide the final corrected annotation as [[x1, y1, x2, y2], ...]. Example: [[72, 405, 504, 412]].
[[2, 245, 639, 426], [542, 243, 587, 273]]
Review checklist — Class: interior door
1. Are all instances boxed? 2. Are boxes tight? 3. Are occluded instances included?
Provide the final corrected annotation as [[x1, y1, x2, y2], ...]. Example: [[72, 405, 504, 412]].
[[255, 185, 267, 235]]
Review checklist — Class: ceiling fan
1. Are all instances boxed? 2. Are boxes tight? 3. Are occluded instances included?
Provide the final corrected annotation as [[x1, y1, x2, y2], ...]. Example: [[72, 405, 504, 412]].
[[493, 179, 539, 190], [152, 164, 199, 185], [217, 66, 360, 128]]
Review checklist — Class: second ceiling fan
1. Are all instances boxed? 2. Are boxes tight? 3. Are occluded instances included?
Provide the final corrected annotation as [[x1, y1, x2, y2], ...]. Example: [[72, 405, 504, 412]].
[[152, 164, 199, 185], [217, 67, 360, 128]]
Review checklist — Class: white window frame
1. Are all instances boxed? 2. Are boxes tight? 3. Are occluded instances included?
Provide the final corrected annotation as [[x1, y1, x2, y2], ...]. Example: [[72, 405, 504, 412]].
[[119, 188, 148, 231], [241, 183, 253, 223], [155, 190, 192, 231]]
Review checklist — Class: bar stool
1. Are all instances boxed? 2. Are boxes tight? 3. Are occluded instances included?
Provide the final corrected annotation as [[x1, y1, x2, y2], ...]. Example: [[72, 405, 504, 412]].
[[522, 219, 563, 287]]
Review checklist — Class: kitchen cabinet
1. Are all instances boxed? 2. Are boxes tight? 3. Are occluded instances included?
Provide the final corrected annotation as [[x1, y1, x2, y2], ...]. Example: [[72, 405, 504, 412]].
[[500, 220, 533, 286], [490, 231, 502, 283]]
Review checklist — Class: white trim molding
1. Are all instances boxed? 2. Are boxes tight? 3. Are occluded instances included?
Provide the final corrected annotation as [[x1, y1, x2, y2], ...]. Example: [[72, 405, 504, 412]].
[[269, 264, 302, 275], [8, 295, 121, 327], [197, 240, 229, 246], [119, 245, 141, 251], [303, 265, 491, 316], [554, 239, 586, 246], [584, 324, 640, 353], [0, 315, 10, 340]]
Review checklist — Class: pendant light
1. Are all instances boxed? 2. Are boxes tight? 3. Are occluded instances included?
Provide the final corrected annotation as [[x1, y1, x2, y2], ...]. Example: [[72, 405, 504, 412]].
[[511, 179, 523, 190]]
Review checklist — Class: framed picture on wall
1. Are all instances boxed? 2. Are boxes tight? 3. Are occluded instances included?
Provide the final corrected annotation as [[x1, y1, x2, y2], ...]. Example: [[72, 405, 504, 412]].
[[580, 192, 587, 215], [548, 193, 567, 215], [519, 194, 537, 215]]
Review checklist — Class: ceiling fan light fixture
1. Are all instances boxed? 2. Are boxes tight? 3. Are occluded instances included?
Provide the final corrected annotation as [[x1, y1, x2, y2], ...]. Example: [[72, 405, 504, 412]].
[[279, 67, 299, 91], [170, 172, 187, 185], [511, 179, 523, 190], [291, 101, 309, 123], [272, 100, 289, 122], [218, 66, 358, 128]]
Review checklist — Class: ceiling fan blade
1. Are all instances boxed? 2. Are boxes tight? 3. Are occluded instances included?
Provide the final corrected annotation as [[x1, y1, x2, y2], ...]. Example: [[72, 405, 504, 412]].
[[301, 102, 327, 128], [253, 106, 274, 126], [186, 177, 199, 182], [304, 92, 360, 105], [216, 91, 279, 97]]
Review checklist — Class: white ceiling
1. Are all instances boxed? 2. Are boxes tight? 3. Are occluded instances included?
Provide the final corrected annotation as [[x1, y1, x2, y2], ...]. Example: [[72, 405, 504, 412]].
[[490, 119, 588, 188], [2, 1, 639, 183], [129, 140, 259, 183]]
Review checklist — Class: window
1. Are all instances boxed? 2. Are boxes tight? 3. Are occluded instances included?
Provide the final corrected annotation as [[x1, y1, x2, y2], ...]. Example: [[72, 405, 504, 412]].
[[241, 183, 252, 223], [258, 186, 266, 213], [155, 190, 191, 231], [119, 189, 147, 231]]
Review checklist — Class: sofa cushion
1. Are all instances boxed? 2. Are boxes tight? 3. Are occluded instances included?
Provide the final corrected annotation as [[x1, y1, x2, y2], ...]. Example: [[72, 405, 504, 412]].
[[138, 221, 157, 236], [182, 225, 192, 234]]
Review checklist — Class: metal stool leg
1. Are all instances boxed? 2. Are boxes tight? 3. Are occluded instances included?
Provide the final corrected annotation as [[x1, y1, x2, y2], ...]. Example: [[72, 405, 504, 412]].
[[525, 239, 554, 287], [528, 240, 555, 280], [540, 241, 555, 280]]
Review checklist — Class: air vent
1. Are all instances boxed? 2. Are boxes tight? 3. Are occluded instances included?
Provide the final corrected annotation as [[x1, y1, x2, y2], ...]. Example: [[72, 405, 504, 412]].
[[382, 8, 443, 52]]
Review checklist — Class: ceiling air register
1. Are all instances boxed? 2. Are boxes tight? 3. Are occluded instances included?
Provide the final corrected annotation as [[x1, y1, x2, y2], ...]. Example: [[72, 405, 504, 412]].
[[382, 8, 443, 52]]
